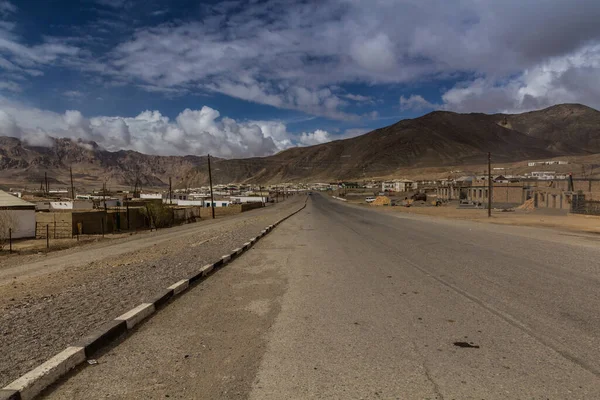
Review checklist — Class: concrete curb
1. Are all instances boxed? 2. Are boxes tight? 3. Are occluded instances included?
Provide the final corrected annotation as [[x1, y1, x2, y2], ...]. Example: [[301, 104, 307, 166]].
[[2, 196, 309, 400]]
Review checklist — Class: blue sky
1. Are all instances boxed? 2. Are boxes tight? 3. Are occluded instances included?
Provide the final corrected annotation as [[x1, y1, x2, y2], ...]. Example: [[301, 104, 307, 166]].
[[1, 0, 600, 157]]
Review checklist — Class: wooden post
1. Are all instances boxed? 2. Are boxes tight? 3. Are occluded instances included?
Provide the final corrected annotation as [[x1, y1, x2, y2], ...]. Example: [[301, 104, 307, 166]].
[[8, 228, 12, 253], [488, 152, 492, 218], [46, 225, 49, 249], [208, 154, 215, 219], [70, 166, 75, 200]]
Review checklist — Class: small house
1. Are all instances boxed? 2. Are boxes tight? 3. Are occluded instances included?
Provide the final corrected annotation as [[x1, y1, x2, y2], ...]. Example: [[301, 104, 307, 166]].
[[0, 190, 36, 239]]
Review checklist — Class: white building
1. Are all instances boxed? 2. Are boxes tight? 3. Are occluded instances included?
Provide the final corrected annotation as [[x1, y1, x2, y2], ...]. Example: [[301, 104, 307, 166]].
[[381, 179, 416, 192], [531, 171, 556, 180], [176, 199, 206, 206], [49, 200, 94, 210], [528, 160, 569, 167], [140, 193, 162, 200], [0, 190, 36, 239], [203, 200, 232, 207], [230, 196, 265, 204]]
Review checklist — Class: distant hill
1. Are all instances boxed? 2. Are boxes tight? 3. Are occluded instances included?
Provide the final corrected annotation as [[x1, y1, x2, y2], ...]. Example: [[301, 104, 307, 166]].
[[184, 103, 599, 184], [0, 136, 208, 189], [1, 103, 599, 188], [500, 104, 600, 152]]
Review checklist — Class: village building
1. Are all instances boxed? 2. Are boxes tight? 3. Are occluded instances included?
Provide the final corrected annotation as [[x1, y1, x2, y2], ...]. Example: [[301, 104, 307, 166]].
[[0, 190, 36, 239]]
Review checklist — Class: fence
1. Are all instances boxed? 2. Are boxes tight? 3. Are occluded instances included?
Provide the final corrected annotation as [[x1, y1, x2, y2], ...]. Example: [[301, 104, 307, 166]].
[[35, 213, 73, 239], [34, 202, 265, 239], [570, 194, 600, 215]]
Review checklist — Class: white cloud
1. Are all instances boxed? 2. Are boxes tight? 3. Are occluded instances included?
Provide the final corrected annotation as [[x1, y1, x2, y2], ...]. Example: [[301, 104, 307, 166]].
[[0, 1, 16, 15], [95, 0, 128, 8], [441, 43, 600, 113], [400, 95, 439, 111], [298, 129, 332, 146], [0, 3, 81, 83], [345, 94, 373, 102], [63, 90, 83, 98], [344, 128, 370, 137], [297, 126, 370, 147], [0, 97, 352, 157], [99, 0, 600, 119], [0, 80, 20, 92]]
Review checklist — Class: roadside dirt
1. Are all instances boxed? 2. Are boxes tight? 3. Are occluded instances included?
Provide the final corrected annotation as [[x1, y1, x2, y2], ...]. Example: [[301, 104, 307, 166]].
[[342, 198, 600, 235], [0, 197, 303, 388]]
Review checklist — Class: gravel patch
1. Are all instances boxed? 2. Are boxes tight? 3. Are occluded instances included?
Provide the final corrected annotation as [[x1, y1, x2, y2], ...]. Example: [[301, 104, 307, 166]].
[[0, 198, 303, 387]]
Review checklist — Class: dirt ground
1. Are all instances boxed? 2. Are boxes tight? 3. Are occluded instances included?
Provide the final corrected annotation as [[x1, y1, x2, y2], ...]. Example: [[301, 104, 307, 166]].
[[0, 197, 304, 387], [341, 197, 600, 235]]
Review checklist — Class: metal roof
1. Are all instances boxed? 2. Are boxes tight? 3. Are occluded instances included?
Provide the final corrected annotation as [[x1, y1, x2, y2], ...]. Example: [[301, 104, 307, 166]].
[[0, 190, 35, 208]]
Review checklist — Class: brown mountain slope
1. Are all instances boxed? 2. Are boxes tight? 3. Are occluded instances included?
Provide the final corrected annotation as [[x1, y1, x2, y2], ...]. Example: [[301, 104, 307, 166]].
[[0, 137, 208, 189], [185, 107, 595, 184], [1, 104, 599, 188], [499, 104, 600, 152]]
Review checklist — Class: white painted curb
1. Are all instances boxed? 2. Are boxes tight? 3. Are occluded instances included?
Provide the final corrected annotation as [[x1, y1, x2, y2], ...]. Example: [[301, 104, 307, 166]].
[[4, 346, 85, 400], [167, 279, 189, 295], [115, 303, 155, 329], [200, 264, 213, 276], [221, 254, 231, 263]]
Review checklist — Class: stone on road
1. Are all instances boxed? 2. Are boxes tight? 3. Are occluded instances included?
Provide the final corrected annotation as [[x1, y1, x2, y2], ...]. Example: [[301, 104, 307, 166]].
[[42, 194, 600, 399]]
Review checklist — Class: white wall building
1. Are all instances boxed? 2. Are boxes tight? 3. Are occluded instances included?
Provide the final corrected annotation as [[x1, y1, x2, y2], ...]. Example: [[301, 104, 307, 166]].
[[203, 200, 231, 208], [0, 190, 36, 239], [531, 171, 556, 180], [49, 200, 94, 210], [140, 193, 163, 200], [230, 196, 265, 204], [381, 179, 416, 192]]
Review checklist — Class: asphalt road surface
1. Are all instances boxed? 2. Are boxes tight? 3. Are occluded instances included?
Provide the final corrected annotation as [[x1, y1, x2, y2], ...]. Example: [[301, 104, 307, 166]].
[[43, 194, 600, 399]]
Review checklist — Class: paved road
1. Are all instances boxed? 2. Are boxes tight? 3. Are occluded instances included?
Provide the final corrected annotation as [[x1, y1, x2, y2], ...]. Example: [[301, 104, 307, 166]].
[[43, 194, 600, 399]]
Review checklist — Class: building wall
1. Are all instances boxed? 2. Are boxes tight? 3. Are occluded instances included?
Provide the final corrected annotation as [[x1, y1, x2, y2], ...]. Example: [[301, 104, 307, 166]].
[[198, 202, 262, 218], [230, 196, 265, 203], [175, 200, 205, 206], [49, 200, 94, 210], [4, 209, 35, 239], [140, 193, 162, 199], [36, 212, 73, 239]]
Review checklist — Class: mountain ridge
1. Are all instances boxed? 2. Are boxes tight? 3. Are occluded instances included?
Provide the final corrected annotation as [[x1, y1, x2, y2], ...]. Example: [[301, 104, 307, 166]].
[[1, 103, 599, 188]]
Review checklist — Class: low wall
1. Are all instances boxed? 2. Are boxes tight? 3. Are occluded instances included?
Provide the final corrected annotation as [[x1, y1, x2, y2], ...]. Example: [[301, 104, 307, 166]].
[[34, 202, 265, 238], [36, 212, 73, 239], [199, 202, 264, 218], [241, 202, 264, 212]]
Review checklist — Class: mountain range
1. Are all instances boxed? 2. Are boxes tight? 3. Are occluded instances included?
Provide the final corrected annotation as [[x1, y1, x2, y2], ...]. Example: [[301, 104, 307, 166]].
[[1, 103, 599, 189]]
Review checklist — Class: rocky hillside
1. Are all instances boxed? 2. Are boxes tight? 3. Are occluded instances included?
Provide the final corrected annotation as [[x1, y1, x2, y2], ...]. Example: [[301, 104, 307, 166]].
[[1, 103, 599, 188], [499, 104, 600, 152], [0, 136, 208, 189], [184, 104, 600, 185]]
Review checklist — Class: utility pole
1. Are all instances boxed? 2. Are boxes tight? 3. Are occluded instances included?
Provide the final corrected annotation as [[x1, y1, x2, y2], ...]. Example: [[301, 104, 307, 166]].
[[70, 166, 75, 200], [169, 177, 172, 205], [103, 181, 107, 211], [260, 185, 265, 206], [44, 172, 49, 194], [488, 152, 492, 218], [207, 154, 215, 219]]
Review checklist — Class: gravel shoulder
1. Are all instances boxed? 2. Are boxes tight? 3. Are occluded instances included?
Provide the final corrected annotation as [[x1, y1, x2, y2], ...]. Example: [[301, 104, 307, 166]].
[[0, 196, 304, 388]]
